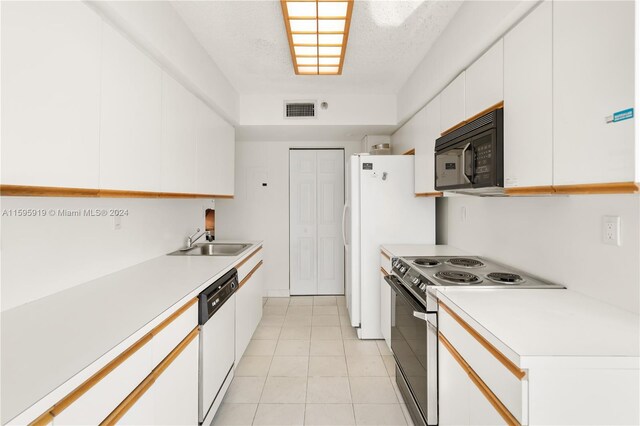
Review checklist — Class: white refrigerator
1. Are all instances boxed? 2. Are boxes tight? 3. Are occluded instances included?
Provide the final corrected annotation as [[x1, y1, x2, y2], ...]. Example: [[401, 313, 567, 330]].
[[343, 154, 435, 339]]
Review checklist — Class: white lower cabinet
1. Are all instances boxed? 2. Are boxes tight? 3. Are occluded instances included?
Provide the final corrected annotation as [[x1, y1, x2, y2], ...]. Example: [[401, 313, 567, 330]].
[[235, 261, 264, 359], [379, 271, 391, 351]]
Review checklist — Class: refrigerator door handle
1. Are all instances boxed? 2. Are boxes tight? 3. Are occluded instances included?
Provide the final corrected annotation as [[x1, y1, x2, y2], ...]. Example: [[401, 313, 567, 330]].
[[341, 203, 349, 247]]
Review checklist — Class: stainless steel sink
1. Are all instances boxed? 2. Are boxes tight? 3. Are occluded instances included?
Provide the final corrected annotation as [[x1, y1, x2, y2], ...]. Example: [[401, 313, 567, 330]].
[[168, 243, 252, 256]]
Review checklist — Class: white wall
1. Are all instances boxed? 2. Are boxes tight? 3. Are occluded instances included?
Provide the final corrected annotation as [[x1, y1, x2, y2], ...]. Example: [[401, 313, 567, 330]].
[[215, 140, 361, 297], [0, 197, 212, 311], [397, 0, 537, 123], [437, 194, 640, 314], [87, 1, 238, 123]]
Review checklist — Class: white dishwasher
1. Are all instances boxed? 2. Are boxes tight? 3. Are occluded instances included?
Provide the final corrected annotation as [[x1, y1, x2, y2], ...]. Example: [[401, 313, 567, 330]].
[[198, 268, 237, 425]]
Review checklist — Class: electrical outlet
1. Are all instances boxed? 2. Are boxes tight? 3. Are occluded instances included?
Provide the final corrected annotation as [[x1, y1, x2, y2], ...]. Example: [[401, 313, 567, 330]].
[[113, 216, 122, 231], [602, 216, 620, 246]]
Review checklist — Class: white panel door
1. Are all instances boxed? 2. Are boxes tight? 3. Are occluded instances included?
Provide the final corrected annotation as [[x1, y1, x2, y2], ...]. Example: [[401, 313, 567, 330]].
[[1, 1, 101, 188], [316, 150, 345, 295], [290, 150, 345, 295], [99, 22, 162, 192], [290, 150, 318, 295]]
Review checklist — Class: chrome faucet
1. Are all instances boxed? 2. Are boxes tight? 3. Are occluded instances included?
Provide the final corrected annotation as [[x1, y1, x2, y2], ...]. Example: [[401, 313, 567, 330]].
[[185, 228, 213, 249]]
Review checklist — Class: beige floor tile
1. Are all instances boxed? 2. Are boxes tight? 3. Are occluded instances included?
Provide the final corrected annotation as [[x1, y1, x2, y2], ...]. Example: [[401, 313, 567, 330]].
[[304, 403, 355, 425], [306, 377, 352, 403], [289, 296, 314, 306], [353, 404, 407, 425], [313, 305, 338, 315], [266, 298, 291, 306], [339, 315, 352, 326], [260, 315, 285, 327], [235, 356, 272, 377], [312, 315, 340, 326], [260, 377, 307, 403], [287, 306, 313, 316], [344, 340, 380, 356], [349, 377, 398, 403], [274, 339, 310, 356], [253, 404, 305, 426], [311, 326, 342, 340], [391, 378, 404, 402], [268, 356, 309, 377], [400, 404, 415, 426], [338, 305, 349, 316], [310, 339, 345, 356], [279, 326, 311, 340], [346, 355, 388, 377], [336, 295, 347, 305], [382, 355, 396, 376], [308, 356, 348, 377], [283, 315, 313, 327], [376, 340, 393, 356], [211, 403, 258, 426], [252, 326, 281, 340], [224, 377, 266, 403], [263, 305, 288, 316], [341, 326, 358, 340], [245, 340, 278, 357], [314, 296, 337, 305]]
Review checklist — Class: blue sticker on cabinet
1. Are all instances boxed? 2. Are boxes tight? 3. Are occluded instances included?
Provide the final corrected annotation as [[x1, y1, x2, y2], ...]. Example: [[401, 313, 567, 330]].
[[606, 108, 634, 123]]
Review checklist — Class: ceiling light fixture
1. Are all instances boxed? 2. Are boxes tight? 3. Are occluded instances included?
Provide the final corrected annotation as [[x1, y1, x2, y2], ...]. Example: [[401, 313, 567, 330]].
[[281, 0, 354, 75]]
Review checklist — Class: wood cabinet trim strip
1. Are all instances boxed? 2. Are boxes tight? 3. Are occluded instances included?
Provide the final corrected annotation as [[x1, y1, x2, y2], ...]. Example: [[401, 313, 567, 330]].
[[381, 250, 390, 261], [439, 332, 520, 426], [28, 412, 54, 426], [32, 298, 197, 423], [440, 302, 526, 380], [553, 182, 639, 194], [235, 246, 263, 270], [504, 186, 555, 196], [403, 149, 416, 155], [0, 185, 234, 199], [100, 327, 200, 425], [239, 260, 264, 289], [380, 267, 389, 276], [415, 192, 444, 197], [441, 101, 504, 137]]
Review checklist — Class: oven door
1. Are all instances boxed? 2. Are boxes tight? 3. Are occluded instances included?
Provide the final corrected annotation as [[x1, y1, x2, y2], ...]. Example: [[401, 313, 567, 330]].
[[385, 274, 438, 425]]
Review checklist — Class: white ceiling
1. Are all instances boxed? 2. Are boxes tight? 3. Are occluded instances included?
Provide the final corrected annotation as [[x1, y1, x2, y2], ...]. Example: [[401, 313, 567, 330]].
[[172, 0, 462, 95]]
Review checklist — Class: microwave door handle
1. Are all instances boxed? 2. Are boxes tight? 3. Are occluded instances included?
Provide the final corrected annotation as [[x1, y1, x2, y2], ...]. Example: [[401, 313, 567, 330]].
[[461, 142, 472, 183]]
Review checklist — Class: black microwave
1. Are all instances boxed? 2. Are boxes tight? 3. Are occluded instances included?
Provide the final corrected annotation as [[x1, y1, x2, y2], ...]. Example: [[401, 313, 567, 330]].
[[434, 109, 504, 195]]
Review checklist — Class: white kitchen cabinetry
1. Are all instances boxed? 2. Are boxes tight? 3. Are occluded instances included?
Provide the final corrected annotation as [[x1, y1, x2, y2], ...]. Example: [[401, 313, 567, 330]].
[[1, 1, 101, 189], [161, 73, 198, 194], [415, 96, 441, 194], [99, 23, 163, 192], [465, 39, 503, 118], [440, 73, 466, 133], [503, 1, 553, 190], [236, 254, 264, 359], [380, 251, 392, 351], [196, 100, 236, 196], [553, 0, 635, 186]]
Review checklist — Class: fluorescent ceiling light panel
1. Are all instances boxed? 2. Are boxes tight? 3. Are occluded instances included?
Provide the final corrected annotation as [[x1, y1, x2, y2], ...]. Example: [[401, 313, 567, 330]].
[[281, 0, 354, 75]]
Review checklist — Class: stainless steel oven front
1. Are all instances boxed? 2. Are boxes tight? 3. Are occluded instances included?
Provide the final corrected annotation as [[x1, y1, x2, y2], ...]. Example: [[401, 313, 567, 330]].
[[385, 274, 438, 426]]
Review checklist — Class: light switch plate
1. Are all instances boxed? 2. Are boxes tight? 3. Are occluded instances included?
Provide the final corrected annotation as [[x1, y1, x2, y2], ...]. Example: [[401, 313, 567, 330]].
[[602, 215, 620, 246]]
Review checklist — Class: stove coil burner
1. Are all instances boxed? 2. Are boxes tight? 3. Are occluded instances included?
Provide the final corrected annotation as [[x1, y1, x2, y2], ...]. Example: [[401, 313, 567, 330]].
[[446, 257, 485, 268], [413, 258, 441, 268], [486, 272, 524, 284], [434, 271, 482, 285]]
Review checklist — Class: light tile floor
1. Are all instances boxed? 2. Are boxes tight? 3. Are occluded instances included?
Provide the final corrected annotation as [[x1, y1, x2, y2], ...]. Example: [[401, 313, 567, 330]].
[[212, 296, 413, 426]]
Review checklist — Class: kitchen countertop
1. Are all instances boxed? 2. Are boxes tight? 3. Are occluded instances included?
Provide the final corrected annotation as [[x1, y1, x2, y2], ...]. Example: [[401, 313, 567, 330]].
[[1, 241, 262, 424], [381, 244, 469, 258]]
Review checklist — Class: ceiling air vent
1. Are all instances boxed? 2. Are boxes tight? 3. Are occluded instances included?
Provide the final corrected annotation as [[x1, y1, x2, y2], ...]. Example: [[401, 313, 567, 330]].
[[284, 101, 316, 119]]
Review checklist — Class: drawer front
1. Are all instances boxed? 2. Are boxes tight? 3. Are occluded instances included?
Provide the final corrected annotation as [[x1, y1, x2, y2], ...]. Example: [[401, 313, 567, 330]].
[[237, 246, 263, 283], [152, 301, 198, 366], [380, 250, 392, 274], [439, 303, 525, 423]]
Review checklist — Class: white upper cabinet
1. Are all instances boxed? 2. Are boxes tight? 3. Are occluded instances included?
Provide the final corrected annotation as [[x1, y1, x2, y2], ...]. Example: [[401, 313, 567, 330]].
[[161, 74, 198, 194], [1, 1, 101, 188], [465, 39, 504, 117], [503, 1, 553, 189], [196, 101, 235, 196], [414, 96, 440, 194], [99, 23, 162, 192], [440, 73, 466, 133], [553, 0, 635, 186]]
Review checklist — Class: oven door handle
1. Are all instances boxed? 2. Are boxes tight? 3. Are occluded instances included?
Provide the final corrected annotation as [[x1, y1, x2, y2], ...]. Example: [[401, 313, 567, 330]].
[[413, 311, 428, 321], [384, 274, 435, 314], [461, 142, 473, 183]]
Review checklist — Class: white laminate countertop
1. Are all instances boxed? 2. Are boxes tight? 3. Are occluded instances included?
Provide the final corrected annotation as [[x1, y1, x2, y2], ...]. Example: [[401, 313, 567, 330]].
[[381, 244, 469, 258], [433, 288, 640, 369], [1, 241, 262, 424]]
